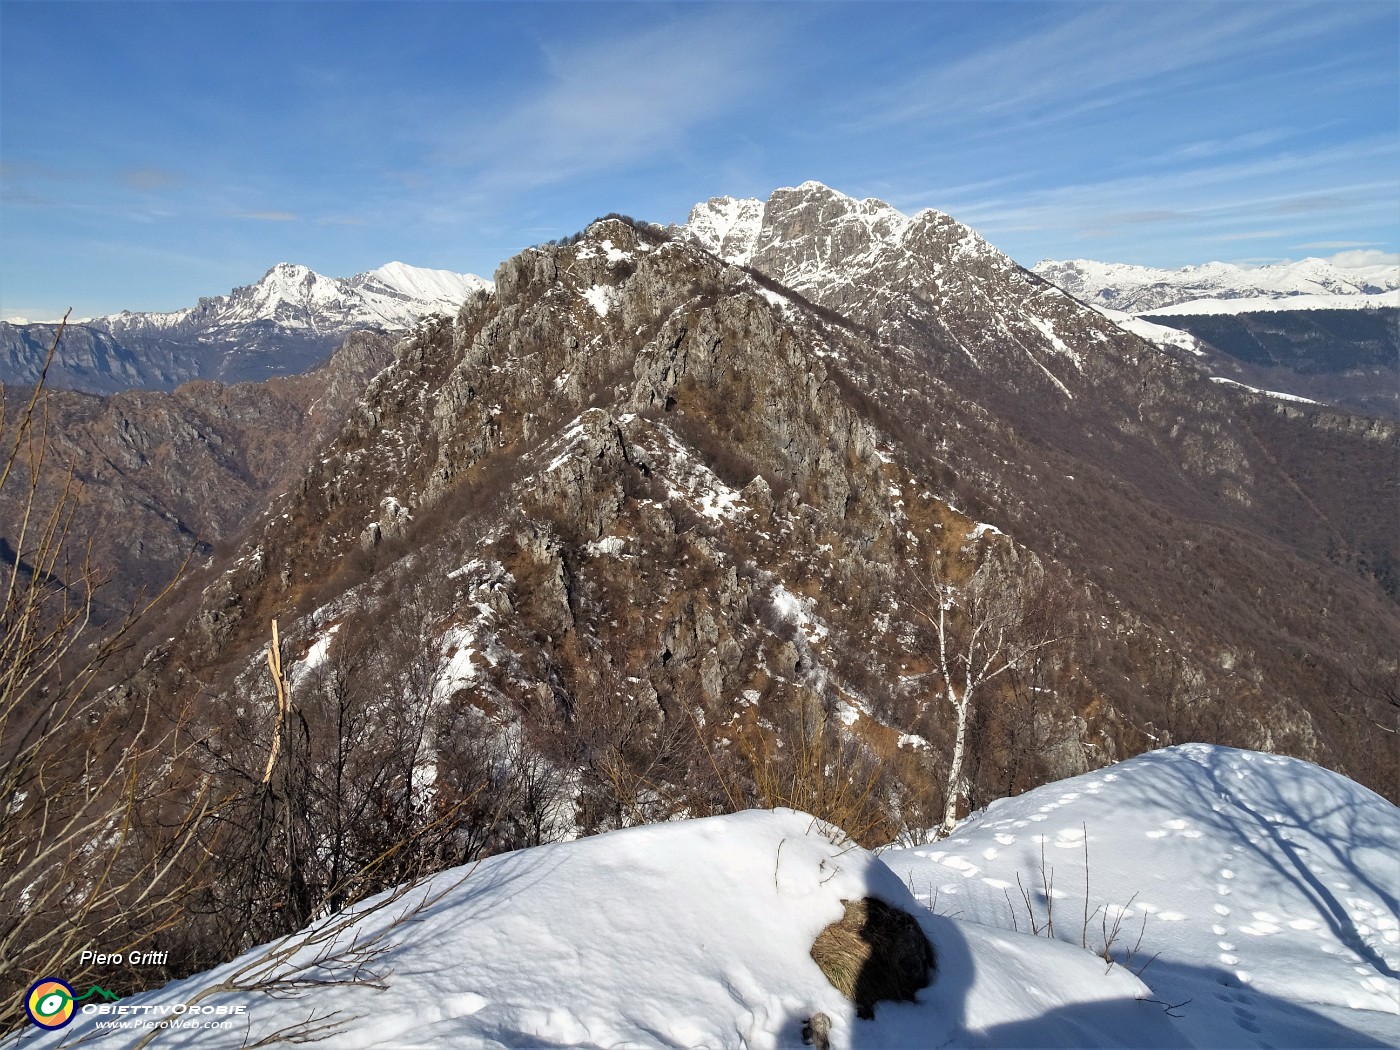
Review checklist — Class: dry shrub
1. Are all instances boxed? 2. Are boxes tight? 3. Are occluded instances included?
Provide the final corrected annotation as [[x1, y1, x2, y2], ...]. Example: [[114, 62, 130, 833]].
[[810, 897, 935, 1019], [732, 698, 895, 847]]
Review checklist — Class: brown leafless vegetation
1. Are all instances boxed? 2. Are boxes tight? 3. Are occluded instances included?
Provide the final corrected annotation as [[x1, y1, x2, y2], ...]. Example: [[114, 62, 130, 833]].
[[0, 318, 212, 1032]]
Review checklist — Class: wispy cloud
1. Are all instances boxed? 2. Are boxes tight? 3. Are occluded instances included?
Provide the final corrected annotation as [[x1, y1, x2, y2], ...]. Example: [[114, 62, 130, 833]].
[[438, 14, 775, 195], [1323, 248, 1399, 269], [122, 167, 181, 191], [1296, 240, 1378, 250], [940, 137, 1398, 231], [863, 3, 1379, 132], [234, 210, 298, 222]]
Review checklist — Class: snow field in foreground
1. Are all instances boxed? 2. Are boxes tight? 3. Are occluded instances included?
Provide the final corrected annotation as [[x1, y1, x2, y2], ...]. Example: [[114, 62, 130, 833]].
[[11, 744, 1394, 1049], [13, 811, 1185, 1049], [883, 743, 1399, 1048]]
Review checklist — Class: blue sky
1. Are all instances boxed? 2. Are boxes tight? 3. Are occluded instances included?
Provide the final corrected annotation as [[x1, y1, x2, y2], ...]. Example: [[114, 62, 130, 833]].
[[2, 1, 1396, 319]]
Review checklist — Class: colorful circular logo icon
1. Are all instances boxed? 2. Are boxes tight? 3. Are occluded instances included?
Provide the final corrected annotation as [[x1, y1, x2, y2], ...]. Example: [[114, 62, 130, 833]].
[[25, 978, 76, 1029]]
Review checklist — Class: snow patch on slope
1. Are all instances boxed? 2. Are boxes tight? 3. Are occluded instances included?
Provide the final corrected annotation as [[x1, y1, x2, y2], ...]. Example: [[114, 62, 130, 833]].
[[1145, 290, 1399, 317], [1210, 377, 1321, 405], [884, 744, 1400, 1049]]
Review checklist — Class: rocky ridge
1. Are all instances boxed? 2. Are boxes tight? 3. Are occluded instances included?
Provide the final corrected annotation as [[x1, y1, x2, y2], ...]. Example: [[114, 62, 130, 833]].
[[125, 189, 1397, 865]]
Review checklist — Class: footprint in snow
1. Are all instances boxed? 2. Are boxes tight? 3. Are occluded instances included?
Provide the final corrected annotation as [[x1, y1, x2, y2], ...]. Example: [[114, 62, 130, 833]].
[[1214, 903, 1231, 915], [1220, 952, 1240, 965], [994, 833, 1016, 845]]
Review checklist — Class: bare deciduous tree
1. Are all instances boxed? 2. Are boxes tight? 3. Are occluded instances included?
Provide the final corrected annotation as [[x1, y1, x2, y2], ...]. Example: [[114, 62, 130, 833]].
[[1, 319, 211, 1032], [915, 547, 1066, 837]]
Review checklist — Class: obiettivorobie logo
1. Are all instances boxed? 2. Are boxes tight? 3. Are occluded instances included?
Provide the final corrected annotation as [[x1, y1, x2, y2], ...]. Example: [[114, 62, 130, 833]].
[[22, 979, 247, 1033], [24, 979, 121, 1030]]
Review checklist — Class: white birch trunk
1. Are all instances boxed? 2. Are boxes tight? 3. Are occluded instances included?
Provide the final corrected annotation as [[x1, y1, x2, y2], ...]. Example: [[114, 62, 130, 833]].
[[940, 685, 970, 836]]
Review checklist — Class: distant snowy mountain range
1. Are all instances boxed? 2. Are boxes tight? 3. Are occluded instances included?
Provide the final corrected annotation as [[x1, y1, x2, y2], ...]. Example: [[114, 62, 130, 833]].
[[94, 260, 489, 337], [0, 262, 488, 392], [1028, 257, 1399, 417], [1033, 256, 1399, 315]]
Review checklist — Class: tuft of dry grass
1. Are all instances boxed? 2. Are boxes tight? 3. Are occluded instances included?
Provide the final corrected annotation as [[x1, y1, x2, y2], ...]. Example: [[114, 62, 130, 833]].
[[810, 897, 935, 1019]]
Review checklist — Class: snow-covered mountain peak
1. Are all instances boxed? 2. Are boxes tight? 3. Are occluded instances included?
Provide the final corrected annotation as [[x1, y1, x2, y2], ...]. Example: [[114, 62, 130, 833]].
[[680, 181, 1131, 401], [684, 182, 987, 298], [356, 261, 491, 306], [684, 195, 767, 266]]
